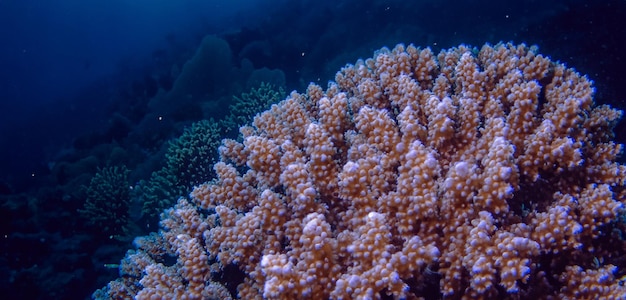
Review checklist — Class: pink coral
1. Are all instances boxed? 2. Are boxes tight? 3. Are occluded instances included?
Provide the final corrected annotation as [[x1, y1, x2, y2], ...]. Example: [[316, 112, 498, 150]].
[[96, 43, 626, 299]]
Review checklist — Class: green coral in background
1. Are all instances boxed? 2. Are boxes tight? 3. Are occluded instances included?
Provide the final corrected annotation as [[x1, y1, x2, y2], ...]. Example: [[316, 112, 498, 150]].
[[164, 119, 221, 188], [222, 82, 286, 132], [78, 165, 131, 238], [136, 84, 285, 226], [139, 119, 221, 222]]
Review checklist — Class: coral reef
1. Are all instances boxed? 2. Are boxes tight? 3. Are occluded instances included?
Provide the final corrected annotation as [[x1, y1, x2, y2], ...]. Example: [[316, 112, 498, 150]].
[[95, 43, 626, 299]]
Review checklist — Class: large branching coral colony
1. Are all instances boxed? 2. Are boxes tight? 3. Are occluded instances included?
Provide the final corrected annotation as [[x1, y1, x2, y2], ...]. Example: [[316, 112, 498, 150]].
[[94, 42, 626, 299]]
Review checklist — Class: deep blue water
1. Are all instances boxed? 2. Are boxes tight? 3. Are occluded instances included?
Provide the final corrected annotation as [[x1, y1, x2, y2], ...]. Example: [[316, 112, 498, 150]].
[[1, 0, 625, 299]]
